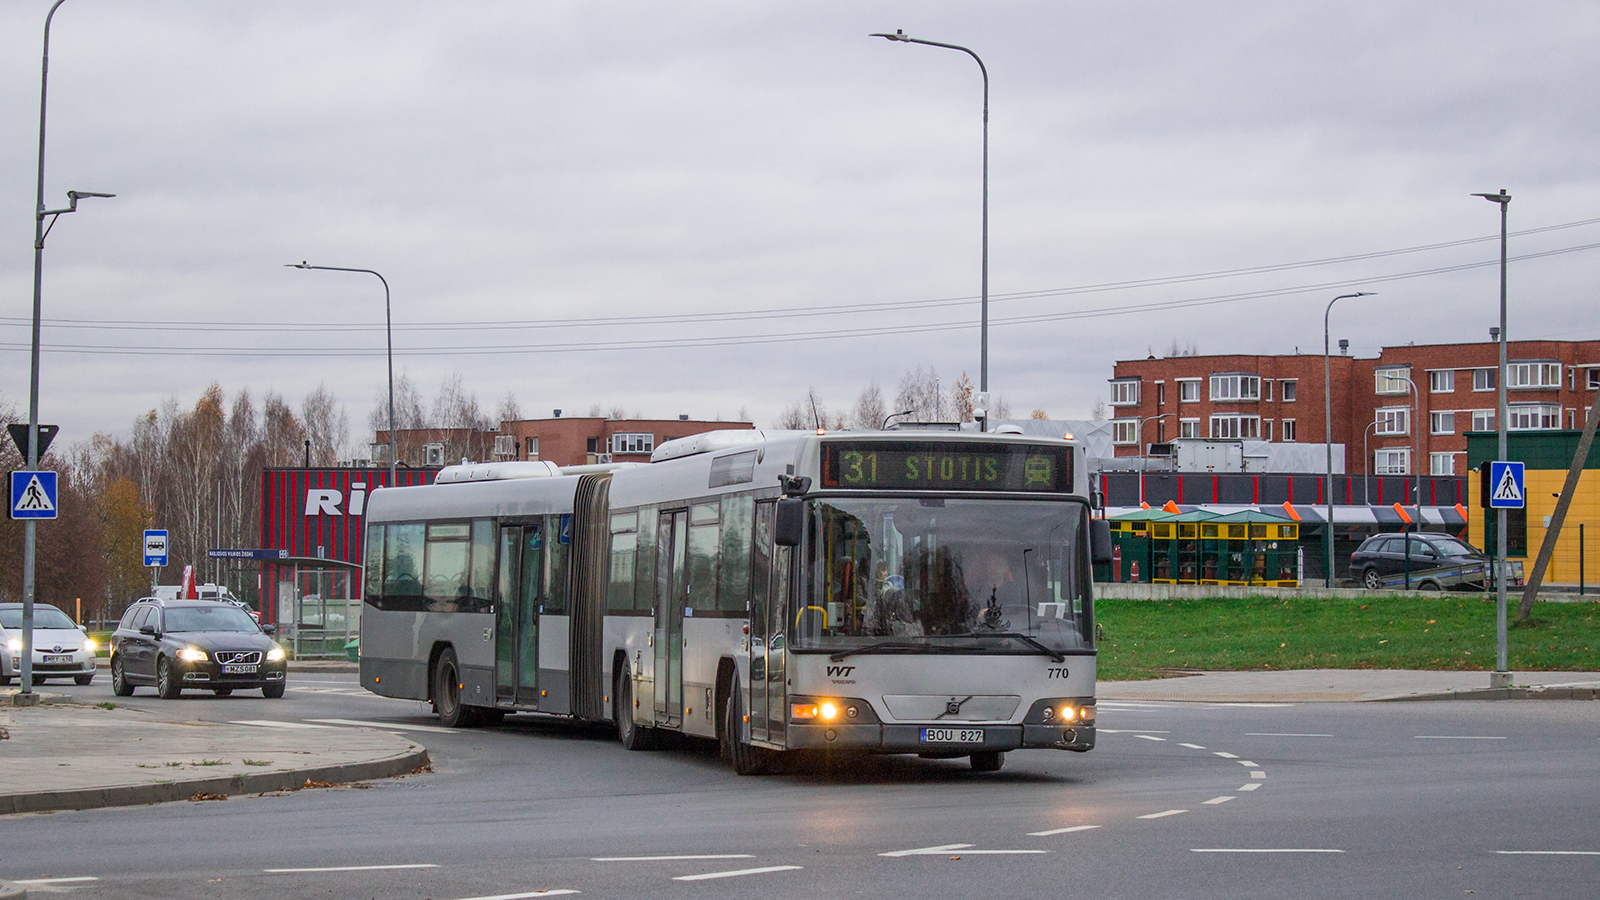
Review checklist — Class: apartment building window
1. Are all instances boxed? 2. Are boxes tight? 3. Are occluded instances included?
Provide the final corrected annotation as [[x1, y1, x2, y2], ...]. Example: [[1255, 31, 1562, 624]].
[[1428, 370, 1455, 393], [1157, 381, 1167, 405], [1472, 368, 1497, 391], [1508, 403, 1560, 431], [1261, 379, 1272, 401], [1375, 407, 1411, 436], [1588, 368, 1600, 390], [1109, 378, 1141, 406], [1179, 418, 1200, 438], [1430, 411, 1455, 435], [525, 436, 539, 459], [1178, 379, 1201, 402], [1507, 361, 1561, 389], [1430, 452, 1458, 476], [493, 434, 515, 458], [611, 432, 655, 454], [1209, 373, 1260, 401], [1374, 448, 1411, 475], [1280, 380, 1297, 402], [1112, 418, 1139, 446], [1209, 414, 1260, 439], [1375, 366, 1411, 395], [1471, 410, 1495, 432], [1281, 419, 1296, 442], [1261, 420, 1272, 441]]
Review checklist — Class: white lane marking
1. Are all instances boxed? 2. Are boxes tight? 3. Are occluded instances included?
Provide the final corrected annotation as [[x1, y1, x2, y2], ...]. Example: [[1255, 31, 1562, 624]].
[[1136, 734, 1167, 742], [1247, 733, 1332, 737], [1203, 796, 1236, 805], [1179, 743, 1207, 750], [1138, 809, 1188, 820], [230, 720, 337, 729], [448, 883, 579, 890], [264, 864, 439, 874], [1191, 849, 1344, 854], [592, 855, 753, 862], [1213, 751, 1239, 759], [307, 718, 461, 734], [1495, 850, 1600, 856], [1238, 760, 1260, 768], [1098, 729, 1171, 734], [881, 844, 971, 857], [1250, 770, 1267, 779], [451, 892, 579, 899], [673, 865, 803, 881], [14, 877, 100, 884], [1028, 825, 1102, 837], [1238, 783, 1262, 792], [1204, 703, 1296, 708], [1416, 735, 1508, 740]]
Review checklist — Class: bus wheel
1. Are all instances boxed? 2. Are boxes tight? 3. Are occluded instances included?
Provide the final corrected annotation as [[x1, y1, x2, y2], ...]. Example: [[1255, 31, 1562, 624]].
[[434, 648, 470, 728], [617, 670, 654, 751], [970, 751, 1005, 772], [726, 682, 768, 776]]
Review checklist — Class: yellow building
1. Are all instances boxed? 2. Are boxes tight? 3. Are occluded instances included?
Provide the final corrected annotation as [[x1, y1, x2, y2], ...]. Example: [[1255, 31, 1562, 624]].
[[1468, 431, 1600, 585]]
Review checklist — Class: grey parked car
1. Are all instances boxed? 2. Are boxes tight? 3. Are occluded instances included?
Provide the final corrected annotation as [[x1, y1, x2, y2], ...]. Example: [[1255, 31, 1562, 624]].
[[1349, 532, 1489, 591]]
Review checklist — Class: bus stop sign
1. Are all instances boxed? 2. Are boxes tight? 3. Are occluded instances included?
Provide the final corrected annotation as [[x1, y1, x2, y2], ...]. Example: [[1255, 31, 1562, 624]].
[[144, 529, 169, 567]]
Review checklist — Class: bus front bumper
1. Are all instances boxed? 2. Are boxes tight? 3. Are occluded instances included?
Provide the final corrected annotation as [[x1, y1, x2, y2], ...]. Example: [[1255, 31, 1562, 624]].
[[786, 723, 1094, 753]]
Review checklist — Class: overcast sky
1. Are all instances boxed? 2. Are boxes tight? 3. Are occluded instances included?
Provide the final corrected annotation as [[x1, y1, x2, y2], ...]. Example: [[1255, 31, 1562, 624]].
[[3, 1, 1598, 452]]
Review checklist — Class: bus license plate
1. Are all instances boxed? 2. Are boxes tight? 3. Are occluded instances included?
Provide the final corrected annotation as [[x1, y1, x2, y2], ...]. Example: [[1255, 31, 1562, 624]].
[[921, 727, 984, 744], [223, 664, 258, 674], [43, 654, 71, 663]]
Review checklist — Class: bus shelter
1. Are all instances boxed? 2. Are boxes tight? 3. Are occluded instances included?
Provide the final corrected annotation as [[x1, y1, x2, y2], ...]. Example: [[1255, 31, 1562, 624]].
[[1199, 511, 1300, 586], [1149, 510, 1218, 584], [1106, 509, 1176, 583], [271, 557, 363, 659]]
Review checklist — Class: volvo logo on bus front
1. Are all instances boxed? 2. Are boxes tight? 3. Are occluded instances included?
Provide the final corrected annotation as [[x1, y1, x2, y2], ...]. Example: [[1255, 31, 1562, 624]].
[[946, 699, 963, 716]]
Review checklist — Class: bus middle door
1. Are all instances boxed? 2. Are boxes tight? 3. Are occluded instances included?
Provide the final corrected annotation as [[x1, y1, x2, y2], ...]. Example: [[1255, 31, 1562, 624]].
[[494, 523, 543, 708], [653, 509, 687, 728]]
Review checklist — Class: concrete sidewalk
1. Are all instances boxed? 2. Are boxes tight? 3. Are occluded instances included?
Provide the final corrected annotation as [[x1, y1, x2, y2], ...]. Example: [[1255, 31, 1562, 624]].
[[1099, 669, 1600, 703], [0, 691, 427, 816]]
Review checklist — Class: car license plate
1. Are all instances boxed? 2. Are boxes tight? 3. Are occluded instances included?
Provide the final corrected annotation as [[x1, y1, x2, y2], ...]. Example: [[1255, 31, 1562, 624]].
[[223, 664, 258, 674], [43, 654, 71, 663], [921, 727, 984, 744]]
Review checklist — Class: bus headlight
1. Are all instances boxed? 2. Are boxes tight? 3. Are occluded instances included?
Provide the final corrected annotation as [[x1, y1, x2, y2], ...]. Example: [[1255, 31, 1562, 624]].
[[267, 646, 286, 662], [8, 638, 21, 653], [819, 701, 840, 721], [177, 648, 209, 662]]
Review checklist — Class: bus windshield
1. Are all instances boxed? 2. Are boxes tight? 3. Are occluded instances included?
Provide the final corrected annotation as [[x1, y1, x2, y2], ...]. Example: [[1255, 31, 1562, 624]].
[[796, 497, 1092, 656]]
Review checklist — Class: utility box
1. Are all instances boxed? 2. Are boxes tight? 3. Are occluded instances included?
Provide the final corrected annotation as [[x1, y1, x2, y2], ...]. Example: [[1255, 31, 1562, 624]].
[[1172, 439, 1244, 472]]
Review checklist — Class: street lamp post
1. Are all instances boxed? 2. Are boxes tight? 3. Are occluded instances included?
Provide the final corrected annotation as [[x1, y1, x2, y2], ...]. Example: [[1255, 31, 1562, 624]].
[[18, 0, 115, 702], [286, 264, 397, 485], [1137, 414, 1171, 506], [1361, 420, 1378, 505], [1323, 291, 1375, 587], [872, 29, 989, 428], [1473, 189, 1511, 686]]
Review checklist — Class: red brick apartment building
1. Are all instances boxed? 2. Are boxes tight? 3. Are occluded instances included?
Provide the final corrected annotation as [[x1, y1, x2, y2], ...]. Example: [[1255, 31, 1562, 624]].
[[378, 416, 753, 469], [1110, 341, 1600, 475]]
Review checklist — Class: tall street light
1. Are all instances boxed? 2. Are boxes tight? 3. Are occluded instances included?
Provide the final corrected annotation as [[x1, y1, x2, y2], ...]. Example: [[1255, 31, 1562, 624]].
[[872, 28, 989, 428], [1137, 414, 1171, 506], [18, 0, 115, 702], [286, 264, 397, 485], [1473, 188, 1511, 686], [1323, 291, 1374, 587]]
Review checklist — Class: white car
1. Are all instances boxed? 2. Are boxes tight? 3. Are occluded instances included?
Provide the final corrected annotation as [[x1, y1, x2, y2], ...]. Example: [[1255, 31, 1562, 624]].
[[0, 602, 98, 686]]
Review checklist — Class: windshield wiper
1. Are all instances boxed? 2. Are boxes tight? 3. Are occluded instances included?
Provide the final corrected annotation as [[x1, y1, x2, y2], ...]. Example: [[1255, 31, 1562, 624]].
[[971, 631, 1066, 662], [829, 641, 976, 661]]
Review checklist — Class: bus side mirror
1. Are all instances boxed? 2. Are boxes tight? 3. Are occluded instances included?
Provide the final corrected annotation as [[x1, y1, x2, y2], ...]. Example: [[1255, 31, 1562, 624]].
[[1090, 519, 1113, 565], [775, 499, 805, 547]]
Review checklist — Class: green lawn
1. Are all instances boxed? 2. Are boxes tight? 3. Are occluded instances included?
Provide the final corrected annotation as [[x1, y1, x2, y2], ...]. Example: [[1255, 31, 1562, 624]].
[[1094, 595, 1600, 681]]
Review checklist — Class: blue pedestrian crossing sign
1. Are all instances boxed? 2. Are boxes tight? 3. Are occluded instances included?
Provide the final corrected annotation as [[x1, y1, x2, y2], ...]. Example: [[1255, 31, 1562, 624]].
[[1489, 461, 1526, 509], [10, 470, 58, 520]]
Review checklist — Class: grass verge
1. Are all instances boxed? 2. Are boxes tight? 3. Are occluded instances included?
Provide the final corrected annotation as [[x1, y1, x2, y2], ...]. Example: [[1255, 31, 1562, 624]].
[[1096, 595, 1599, 681]]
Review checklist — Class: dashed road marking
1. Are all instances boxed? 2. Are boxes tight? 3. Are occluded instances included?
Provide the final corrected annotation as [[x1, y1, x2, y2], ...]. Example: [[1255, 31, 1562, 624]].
[[1247, 733, 1332, 737], [1250, 770, 1267, 779], [881, 844, 972, 857], [1416, 735, 1507, 740], [308, 718, 461, 734], [1239, 783, 1262, 792], [673, 866, 803, 881], [1495, 851, 1600, 856], [1213, 751, 1239, 758], [1179, 743, 1207, 749], [1203, 796, 1235, 805], [1098, 729, 1171, 734], [1028, 825, 1102, 837], [592, 855, 753, 862], [1136, 734, 1167, 742], [230, 720, 337, 729], [14, 877, 99, 884], [1138, 809, 1188, 820], [1238, 760, 1260, 768], [1191, 848, 1343, 854], [451, 891, 579, 899], [1203, 703, 1296, 708], [264, 864, 439, 874]]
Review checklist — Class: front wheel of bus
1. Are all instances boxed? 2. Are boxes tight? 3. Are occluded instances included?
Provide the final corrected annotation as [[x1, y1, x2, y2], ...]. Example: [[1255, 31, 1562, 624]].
[[434, 647, 471, 728], [970, 751, 1006, 773], [726, 682, 768, 776], [616, 670, 654, 751]]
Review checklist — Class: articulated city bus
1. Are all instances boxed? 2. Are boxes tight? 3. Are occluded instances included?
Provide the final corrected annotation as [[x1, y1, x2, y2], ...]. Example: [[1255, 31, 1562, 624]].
[[360, 429, 1107, 773]]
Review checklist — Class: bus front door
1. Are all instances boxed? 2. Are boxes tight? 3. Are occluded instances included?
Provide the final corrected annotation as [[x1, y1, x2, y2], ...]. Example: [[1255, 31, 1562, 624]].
[[494, 523, 543, 708], [654, 510, 687, 728]]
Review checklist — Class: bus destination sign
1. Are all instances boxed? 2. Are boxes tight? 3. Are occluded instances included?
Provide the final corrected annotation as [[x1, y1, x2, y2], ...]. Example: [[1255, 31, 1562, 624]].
[[821, 441, 1071, 493]]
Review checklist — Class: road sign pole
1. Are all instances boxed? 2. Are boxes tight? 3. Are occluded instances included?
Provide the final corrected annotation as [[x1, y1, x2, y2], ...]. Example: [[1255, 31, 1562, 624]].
[[1487, 459, 1524, 688]]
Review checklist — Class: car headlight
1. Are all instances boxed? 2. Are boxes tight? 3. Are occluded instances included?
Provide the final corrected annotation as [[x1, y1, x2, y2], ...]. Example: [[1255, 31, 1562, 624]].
[[176, 647, 209, 662], [266, 646, 286, 662], [81, 637, 96, 653]]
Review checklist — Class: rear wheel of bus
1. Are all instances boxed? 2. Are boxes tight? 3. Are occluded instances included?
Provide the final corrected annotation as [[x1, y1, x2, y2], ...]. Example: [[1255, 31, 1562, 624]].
[[434, 647, 497, 728]]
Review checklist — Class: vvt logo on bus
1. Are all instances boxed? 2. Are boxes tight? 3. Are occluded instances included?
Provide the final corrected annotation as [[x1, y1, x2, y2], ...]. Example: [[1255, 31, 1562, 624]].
[[826, 665, 855, 678]]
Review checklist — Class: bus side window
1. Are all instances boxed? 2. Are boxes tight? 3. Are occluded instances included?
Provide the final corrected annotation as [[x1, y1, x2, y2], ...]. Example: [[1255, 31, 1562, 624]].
[[423, 523, 471, 612], [608, 511, 638, 614], [687, 502, 720, 612], [635, 505, 658, 612], [468, 519, 495, 615], [363, 524, 386, 606], [718, 494, 754, 612], [545, 514, 569, 615], [385, 523, 426, 602]]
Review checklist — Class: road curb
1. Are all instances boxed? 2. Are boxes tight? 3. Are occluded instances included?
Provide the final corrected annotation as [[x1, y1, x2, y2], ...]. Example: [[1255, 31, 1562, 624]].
[[1377, 685, 1600, 702], [0, 880, 26, 899], [0, 744, 429, 817]]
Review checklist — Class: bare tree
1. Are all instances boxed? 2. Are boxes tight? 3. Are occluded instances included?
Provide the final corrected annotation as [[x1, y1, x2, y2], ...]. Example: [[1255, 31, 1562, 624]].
[[774, 402, 808, 430], [302, 383, 349, 466], [1091, 399, 1108, 421], [850, 384, 887, 430], [495, 392, 523, 426], [1030, 408, 1049, 420], [1165, 339, 1199, 357], [894, 366, 949, 422]]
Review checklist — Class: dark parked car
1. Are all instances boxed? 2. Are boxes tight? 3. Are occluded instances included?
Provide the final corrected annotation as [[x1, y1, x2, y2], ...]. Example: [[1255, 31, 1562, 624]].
[[1350, 532, 1489, 591], [109, 598, 287, 698]]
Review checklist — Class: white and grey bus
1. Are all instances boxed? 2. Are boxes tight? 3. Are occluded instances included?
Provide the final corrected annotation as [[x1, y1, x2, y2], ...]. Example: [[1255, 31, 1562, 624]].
[[360, 429, 1108, 773]]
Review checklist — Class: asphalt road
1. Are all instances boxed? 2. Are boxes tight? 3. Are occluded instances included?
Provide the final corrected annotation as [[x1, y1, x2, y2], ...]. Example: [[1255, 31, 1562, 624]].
[[6, 674, 1598, 899]]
